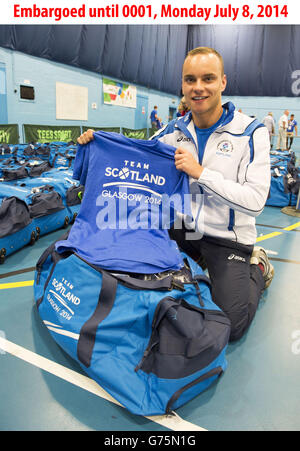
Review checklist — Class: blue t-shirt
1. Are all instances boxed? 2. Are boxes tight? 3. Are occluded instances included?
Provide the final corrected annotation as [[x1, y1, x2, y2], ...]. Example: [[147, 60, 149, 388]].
[[287, 119, 297, 133], [56, 131, 191, 273], [150, 109, 157, 122], [195, 108, 227, 164]]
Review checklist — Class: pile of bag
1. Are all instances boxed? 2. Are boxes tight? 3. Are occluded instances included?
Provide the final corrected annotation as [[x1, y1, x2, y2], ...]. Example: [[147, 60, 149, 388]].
[[0, 142, 83, 263], [266, 150, 299, 207]]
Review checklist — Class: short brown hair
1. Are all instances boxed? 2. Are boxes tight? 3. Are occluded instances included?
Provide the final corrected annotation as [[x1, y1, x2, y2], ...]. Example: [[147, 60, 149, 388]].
[[185, 47, 224, 76]]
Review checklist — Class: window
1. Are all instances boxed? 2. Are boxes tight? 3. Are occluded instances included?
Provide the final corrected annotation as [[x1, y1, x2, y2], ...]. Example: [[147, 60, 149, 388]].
[[20, 85, 35, 100]]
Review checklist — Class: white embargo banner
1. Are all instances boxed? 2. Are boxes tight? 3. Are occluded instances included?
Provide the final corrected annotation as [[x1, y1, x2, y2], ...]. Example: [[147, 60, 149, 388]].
[[2, 0, 300, 24]]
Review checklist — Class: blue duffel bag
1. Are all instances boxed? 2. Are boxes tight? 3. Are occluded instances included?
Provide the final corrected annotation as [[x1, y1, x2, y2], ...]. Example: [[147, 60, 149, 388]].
[[266, 175, 297, 207], [34, 237, 231, 416]]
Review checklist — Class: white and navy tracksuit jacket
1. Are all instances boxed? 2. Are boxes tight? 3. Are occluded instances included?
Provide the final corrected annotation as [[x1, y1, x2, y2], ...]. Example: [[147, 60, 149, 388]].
[[151, 102, 271, 245]]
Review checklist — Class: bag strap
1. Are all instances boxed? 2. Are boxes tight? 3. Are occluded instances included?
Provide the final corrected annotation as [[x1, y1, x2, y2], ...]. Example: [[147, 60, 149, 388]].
[[165, 366, 223, 414], [189, 274, 210, 307], [193, 274, 211, 287], [75, 253, 193, 293], [111, 273, 184, 292], [77, 271, 118, 368], [36, 250, 67, 309], [35, 231, 70, 282], [35, 232, 71, 309]]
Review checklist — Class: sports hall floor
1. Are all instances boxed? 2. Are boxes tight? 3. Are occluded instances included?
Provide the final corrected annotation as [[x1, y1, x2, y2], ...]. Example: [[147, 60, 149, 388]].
[[0, 154, 300, 432]]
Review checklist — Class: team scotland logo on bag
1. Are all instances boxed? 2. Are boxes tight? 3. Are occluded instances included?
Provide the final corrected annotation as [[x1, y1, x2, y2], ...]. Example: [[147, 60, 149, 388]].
[[46, 276, 81, 321], [216, 140, 233, 156]]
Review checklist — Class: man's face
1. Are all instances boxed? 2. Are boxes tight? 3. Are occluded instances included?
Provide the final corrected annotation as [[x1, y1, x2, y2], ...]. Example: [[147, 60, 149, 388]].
[[182, 53, 227, 119]]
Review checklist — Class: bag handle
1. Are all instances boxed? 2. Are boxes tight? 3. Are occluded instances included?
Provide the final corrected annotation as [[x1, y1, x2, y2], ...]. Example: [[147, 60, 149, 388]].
[[110, 273, 182, 292], [36, 250, 69, 309], [35, 231, 70, 282], [193, 274, 211, 287], [165, 366, 224, 414], [77, 271, 118, 368]]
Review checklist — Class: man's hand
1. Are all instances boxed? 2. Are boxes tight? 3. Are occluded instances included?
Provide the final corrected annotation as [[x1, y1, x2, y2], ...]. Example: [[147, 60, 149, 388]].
[[77, 129, 95, 145], [175, 148, 204, 179]]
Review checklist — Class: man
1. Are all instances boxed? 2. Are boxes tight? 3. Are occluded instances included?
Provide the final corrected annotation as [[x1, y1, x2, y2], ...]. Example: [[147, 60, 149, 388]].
[[262, 112, 275, 148], [276, 109, 289, 151], [150, 47, 273, 342], [77, 47, 274, 342], [150, 106, 159, 129], [286, 114, 298, 150]]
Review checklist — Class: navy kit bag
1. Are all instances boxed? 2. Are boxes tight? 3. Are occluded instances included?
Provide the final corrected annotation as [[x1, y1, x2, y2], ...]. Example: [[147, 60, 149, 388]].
[[0, 182, 37, 261], [0, 195, 36, 262], [34, 241, 231, 416]]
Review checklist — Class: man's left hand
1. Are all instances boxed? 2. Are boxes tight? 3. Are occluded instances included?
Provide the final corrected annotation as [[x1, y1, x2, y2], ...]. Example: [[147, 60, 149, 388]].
[[175, 148, 204, 179]]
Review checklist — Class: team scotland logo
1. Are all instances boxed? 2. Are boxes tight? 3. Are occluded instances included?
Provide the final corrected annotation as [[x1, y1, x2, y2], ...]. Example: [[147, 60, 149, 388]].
[[217, 140, 233, 156], [104, 162, 166, 186], [118, 167, 130, 179]]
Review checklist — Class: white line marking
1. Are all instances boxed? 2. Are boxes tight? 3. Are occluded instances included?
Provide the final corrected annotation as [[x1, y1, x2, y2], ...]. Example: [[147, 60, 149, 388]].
[[0, 337, 206, 431]]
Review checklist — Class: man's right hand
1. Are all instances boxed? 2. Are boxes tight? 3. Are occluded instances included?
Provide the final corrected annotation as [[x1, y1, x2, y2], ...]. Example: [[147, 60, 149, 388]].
[[77, 129, 95, 145]]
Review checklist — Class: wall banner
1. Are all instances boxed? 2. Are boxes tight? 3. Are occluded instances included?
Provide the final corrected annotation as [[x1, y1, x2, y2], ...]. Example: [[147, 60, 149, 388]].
[[82, 126, 121, 133], [103, 78, 136, 108], [23, 124, 81, 143], [122, 128, 148, 139], [0, 124, 19, 144]]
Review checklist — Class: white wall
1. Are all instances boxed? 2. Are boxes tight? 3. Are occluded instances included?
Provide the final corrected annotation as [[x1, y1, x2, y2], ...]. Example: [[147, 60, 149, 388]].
[[223, 94, 300, 126], [0, 47, 180, 141]]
